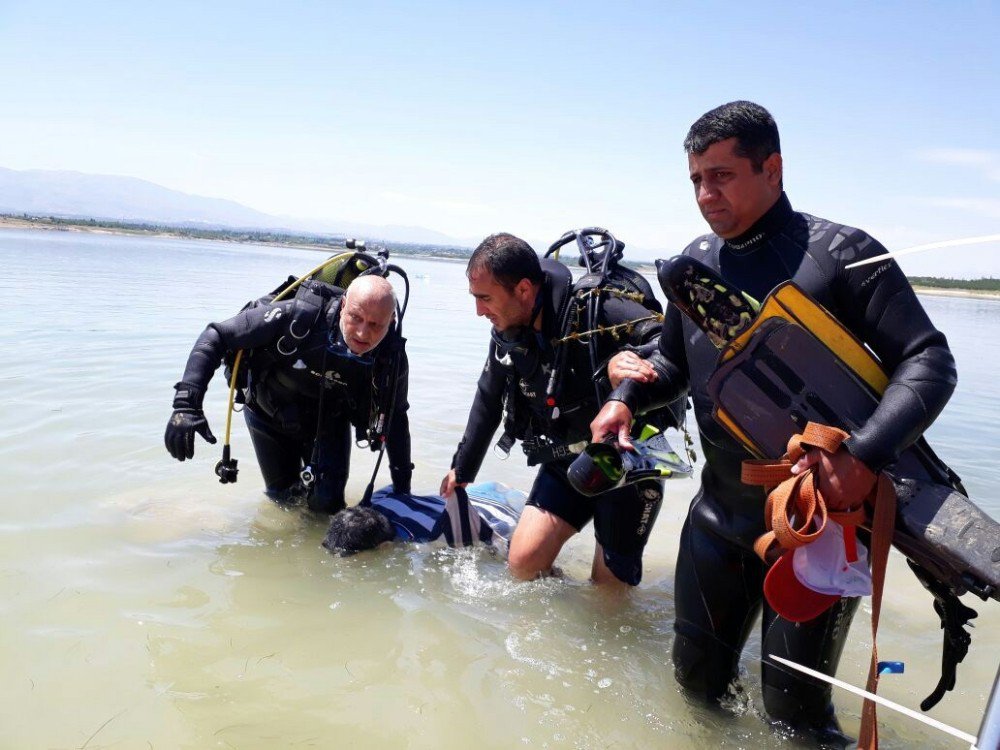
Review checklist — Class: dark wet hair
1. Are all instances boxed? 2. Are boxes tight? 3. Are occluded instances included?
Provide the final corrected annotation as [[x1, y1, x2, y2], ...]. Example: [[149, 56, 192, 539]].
[[323, 506, 395, 555], [467, 233, 543, 291], [683, 101, 780, 172]]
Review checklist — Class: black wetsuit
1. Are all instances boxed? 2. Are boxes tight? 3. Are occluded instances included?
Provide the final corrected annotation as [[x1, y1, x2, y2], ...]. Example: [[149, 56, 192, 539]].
[[176, 285, 412, 513], [610, 193, 956, 728], [451, 259, 668, 585]]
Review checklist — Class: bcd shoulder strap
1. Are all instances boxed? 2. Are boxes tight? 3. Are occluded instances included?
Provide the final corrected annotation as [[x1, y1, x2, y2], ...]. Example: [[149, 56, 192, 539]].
[[275, 280, 342, 357]]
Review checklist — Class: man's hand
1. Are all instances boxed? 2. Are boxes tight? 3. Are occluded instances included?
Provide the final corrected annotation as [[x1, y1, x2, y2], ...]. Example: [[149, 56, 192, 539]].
[[792, 447, 876, 511], [166, 381, 216, 461], [590, 401, 635, 450], [439, 468, 467, 497], [164, 409, 217, 461], [607, 350, 658, 388]]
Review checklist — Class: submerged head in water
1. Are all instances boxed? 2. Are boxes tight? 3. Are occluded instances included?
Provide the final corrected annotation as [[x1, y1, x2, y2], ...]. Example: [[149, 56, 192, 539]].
[[323, 505, 395, 555]]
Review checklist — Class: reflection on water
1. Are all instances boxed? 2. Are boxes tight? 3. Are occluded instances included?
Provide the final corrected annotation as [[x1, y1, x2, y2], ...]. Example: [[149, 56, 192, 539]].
[[0, 229, 997, 749]]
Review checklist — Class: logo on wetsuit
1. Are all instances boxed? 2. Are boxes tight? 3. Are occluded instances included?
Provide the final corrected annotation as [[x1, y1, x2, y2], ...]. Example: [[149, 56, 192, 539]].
[[727, 232, 765, 251], [518, 378, 536, 399], [308, 367, 346, 386], [636, 486, 662, 536], [860, 261, 893, 289]]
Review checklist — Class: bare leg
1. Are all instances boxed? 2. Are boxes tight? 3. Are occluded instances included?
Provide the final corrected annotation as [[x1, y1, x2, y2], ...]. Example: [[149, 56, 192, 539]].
[[508, 505, 577, 580]]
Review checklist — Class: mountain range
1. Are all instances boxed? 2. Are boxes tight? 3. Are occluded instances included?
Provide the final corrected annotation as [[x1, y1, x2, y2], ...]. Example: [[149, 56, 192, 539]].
[[0, 167, 472, 247]]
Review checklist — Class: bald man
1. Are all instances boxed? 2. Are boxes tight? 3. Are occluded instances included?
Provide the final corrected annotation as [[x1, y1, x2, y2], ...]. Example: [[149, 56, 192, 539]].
[[166, 270, 412, 513]]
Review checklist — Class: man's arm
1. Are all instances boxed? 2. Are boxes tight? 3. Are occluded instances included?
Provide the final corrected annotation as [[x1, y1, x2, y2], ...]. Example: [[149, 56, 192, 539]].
[[832, 233, 957, 472], [591, 297, 663, 391], [177, 300, 295, 393], [794, 230, 957, 510], [440, 346, 507, 495], [591, 304, 690, 447], [165, 300, 293, 461]]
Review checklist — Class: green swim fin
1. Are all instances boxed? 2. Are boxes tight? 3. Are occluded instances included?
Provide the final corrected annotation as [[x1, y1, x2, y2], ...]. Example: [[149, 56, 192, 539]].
[[567, 430, 693, 497]]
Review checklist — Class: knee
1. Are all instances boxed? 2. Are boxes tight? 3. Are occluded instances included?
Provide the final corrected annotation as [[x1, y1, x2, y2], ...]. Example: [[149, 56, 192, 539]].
[[266, 484, 306, 507], [507, 543, 555, 581]]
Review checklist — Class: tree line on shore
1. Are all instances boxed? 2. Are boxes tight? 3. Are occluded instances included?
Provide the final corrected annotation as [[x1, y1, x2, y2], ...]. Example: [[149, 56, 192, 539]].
[[5, 212, 997, 289]]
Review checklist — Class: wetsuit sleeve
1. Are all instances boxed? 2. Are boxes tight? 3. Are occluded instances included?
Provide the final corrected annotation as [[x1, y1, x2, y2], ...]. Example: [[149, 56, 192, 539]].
[[628, 340, 660, 359], [600, 296, 663, 347], [450, 345, 507, 484], [589, 295, 664, 385], [831, 233, 957, 471], [385, 347, 413, 492], [177, 300, 295, 392], [607, 303, 690, 415]]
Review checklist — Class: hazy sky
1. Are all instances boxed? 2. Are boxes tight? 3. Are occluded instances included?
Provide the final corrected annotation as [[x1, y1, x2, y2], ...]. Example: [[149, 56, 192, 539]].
[[1, 1, 997, 276]]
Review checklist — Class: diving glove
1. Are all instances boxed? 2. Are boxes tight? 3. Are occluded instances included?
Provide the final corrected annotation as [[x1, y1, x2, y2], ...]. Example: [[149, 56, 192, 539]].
[[567, 432, 692, 497], [165, 381, 217, 461]]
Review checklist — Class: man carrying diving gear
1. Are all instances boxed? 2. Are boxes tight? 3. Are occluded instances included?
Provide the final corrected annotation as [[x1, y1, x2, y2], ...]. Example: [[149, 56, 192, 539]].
[[590, 101, 958, 741], [439, 232, 675, 586], [165, 274, 412, 514]]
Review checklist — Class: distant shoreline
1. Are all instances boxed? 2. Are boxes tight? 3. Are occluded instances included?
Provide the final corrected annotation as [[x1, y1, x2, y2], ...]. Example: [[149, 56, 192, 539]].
[[0, 214, 475, 261], [3, 216, 997, 299], [912, 286, 1000, 300]]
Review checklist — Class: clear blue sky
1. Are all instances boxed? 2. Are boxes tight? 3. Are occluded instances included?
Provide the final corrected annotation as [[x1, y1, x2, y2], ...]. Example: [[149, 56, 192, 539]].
[[1, 1, 997, 276]]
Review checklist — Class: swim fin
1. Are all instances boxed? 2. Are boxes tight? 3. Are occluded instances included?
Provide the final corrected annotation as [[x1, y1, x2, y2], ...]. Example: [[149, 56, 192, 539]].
[[655, 256, 999, 604], [657, 255, 1000, 709], [567, 430, 693, 497], [657, 254, 760, 348]]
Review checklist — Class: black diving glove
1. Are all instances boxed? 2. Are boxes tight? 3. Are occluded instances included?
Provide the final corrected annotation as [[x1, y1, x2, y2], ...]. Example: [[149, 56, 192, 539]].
[[390, 463, 413, 495], [165, 381, 217, 461]]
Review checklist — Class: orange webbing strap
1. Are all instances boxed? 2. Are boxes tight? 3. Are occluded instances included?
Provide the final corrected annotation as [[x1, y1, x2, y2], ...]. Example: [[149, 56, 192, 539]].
[[741, 422, 897, 749], [858, 472, 896, 750], [742, 424, 866, 563]]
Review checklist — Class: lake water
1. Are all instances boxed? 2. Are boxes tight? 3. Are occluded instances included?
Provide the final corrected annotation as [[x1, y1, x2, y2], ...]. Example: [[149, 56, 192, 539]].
[[1, 228, 997, 749]]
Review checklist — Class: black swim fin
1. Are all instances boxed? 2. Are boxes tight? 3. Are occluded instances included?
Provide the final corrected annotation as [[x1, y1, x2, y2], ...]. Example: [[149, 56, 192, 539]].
[[657, 255, 760, 349]]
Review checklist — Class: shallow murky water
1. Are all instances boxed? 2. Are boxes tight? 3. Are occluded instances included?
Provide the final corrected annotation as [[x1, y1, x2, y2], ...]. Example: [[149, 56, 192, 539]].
[[0, 229, 996, 749]]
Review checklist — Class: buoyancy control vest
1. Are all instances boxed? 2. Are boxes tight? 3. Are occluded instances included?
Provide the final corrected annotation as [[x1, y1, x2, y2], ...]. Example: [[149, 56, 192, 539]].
[[494, 229, 673, 463], [214, 244, 411, 492]]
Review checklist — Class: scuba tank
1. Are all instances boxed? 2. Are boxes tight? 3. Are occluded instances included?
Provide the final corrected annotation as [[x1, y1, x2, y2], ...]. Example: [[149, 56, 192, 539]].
[[493, 227, 687, 466], [215, 239, 410, 506], [543, 227, 664, 418]]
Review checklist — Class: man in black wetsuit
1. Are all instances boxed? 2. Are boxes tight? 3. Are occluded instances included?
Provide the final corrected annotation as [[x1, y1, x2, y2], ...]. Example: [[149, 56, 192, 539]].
[[165, 274, 412, 514], [439, 233, 668, 586], [590, 101, 957, 739]]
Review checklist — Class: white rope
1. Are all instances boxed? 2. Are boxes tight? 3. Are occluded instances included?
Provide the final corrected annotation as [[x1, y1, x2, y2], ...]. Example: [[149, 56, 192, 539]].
[[844, 234, 1000, 270], [768, 655, 977, 745]]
